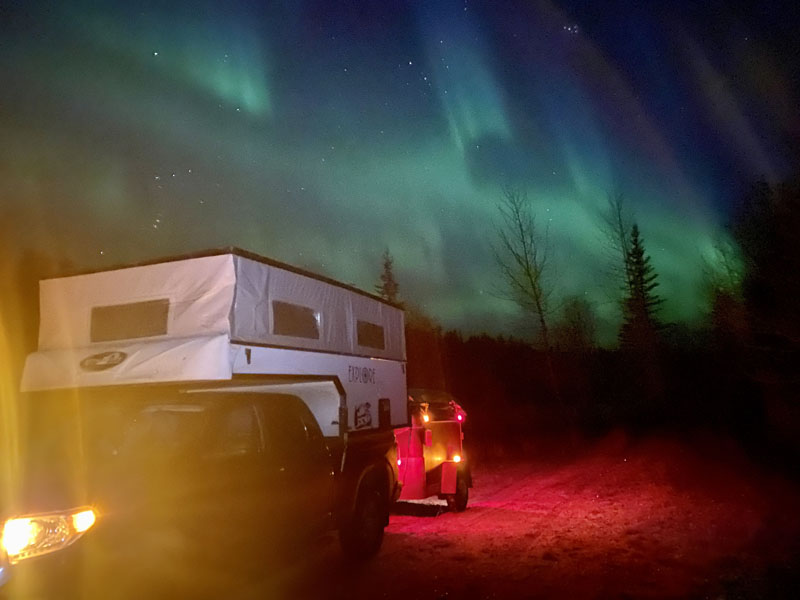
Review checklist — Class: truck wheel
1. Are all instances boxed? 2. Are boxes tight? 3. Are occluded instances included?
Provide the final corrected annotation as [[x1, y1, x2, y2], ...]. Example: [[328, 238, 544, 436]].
[[447, 471, 469, 512], [339, 476, 387, 559]]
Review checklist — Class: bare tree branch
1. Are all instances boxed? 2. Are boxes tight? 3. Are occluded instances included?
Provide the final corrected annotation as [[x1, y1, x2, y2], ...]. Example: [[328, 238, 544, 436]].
[[599, 191, 635, 296], [493, 185, 553, 350], [492, 185, 562, 398], [702, 235, 744, 298]]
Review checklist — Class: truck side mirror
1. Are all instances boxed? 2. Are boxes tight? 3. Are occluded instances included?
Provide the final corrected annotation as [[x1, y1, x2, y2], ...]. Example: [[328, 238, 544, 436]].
[[424, 429, 432, 447]]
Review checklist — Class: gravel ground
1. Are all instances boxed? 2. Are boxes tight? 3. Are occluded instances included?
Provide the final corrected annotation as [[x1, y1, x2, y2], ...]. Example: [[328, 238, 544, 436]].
[[277, 430, 800, 600]]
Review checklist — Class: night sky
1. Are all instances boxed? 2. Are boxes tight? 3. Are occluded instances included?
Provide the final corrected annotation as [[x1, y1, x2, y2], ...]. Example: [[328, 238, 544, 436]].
[[2, 1, 798, 343]]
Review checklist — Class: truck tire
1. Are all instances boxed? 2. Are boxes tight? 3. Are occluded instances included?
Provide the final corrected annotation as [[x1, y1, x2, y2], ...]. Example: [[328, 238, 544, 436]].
[[339, 473, 387, 559], [446, 471, 469, 512]]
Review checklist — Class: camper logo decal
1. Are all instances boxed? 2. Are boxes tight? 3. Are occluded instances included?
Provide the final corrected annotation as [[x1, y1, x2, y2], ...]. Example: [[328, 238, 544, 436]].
[[354, 402, 372, 429], [348, 366, 376, 384], [80, 351, 128, 371]]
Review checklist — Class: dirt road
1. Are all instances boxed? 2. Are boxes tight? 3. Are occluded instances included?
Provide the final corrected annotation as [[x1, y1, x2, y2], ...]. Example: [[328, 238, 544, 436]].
[[278, 431, 800, 599]]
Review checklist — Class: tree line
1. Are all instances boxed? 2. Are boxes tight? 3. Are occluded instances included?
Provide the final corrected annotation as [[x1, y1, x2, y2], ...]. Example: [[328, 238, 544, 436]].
[[375, 176, 800, 453]]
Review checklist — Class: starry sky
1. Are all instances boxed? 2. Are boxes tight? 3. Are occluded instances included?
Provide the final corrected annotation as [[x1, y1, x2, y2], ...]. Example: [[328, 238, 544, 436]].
[[1, 0, 798, 343]]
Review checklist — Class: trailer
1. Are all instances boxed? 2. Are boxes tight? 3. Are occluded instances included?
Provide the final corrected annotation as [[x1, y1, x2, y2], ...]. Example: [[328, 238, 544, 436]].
[[6, 248, 407, 589], [395, 389, 471, 511]]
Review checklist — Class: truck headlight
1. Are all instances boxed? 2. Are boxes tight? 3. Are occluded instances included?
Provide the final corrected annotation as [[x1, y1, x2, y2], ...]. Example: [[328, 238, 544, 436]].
[[2, 507, 97, 564]]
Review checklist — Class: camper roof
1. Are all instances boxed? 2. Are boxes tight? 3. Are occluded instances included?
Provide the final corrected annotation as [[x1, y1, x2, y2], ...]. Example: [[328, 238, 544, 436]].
[[36, 247, 404, 358], [49, 247, 402, 310]]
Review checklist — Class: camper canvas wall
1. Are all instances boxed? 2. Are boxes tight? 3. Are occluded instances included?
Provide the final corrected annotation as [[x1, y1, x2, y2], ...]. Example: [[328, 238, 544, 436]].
[[21, 249, 408, 435]]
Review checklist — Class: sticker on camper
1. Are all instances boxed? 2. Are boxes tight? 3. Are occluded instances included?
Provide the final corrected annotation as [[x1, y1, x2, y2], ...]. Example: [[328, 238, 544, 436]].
[[354, 402, 372, 429], [80, 351, 128, 371]]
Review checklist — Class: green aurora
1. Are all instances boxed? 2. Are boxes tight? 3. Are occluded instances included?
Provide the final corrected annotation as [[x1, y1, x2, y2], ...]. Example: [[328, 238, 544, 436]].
[[1, 1, 796, 343]]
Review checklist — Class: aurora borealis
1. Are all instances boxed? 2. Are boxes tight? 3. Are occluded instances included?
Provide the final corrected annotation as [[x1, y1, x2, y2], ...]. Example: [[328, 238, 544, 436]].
[[1, 1, 798, 343]]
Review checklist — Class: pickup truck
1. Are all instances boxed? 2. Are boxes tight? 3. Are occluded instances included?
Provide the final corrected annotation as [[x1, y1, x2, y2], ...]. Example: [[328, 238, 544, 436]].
[[2, 248, 407, 597]]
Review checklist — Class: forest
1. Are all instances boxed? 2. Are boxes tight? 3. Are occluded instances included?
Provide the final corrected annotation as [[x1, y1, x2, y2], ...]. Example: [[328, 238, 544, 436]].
[[393, 177, 800, 461]]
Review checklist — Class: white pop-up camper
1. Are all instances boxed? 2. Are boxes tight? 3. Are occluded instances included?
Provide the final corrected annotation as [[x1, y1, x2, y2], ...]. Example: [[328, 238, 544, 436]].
[[13, 248, 406, 568], [22, 248, 408, 437]]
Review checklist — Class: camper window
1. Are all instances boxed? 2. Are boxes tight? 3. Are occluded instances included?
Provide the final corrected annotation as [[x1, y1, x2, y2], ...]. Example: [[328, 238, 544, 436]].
[[90, 299, 169, 342], [272, 300, 320, 339], [357, 320, 385, 350]]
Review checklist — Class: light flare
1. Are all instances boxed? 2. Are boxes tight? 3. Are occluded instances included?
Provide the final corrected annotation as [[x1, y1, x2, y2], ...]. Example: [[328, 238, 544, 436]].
[[72, 509, 96, 533], [2, 508, 97, 564]]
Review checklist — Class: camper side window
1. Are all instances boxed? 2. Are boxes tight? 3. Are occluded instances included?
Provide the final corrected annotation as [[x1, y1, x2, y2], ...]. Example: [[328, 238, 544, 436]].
[[272, 301, 320, 339], [357, 320, 385, 350], [90, 299, 169, 342]]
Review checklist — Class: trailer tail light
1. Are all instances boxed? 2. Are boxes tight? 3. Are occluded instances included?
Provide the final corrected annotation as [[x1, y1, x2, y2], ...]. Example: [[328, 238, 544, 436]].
[[422, 413, 430, 423], [457, 414, 463, 421], [397, 458, 402, 466], [453, 454, 462, 463]]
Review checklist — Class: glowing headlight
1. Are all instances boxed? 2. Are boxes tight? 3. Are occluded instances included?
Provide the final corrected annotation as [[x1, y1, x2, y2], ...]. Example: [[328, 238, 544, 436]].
[[2, 507, 97, 564], [2, 519, 39, 557], [72, 509, 96, 533]]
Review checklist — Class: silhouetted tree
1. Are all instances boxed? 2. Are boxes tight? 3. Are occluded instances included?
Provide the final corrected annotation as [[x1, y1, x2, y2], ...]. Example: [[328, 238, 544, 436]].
[[733, 178, 800, 346], [374, 248, 400, 304], [554, 296, 597, 351], [613, 224, 666, 422], [704, 236, 744, 298], [600, 192, 635, 298], [493, 186, 553, 349], [702, 236, 747, 347], [730, 178, 800, 450], [402, 300, 447, 389], [619, 224, 662, 349], [493, 185, 560, 399]]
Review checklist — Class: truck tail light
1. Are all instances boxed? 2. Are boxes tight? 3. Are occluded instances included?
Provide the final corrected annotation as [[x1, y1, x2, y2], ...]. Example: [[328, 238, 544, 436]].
[[453, 454, 462, 463]]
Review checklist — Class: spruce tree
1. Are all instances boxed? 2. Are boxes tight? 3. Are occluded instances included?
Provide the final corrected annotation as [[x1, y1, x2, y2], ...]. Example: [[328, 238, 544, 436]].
[[619, 224, 662, 348], [375, 249, 400, 304]]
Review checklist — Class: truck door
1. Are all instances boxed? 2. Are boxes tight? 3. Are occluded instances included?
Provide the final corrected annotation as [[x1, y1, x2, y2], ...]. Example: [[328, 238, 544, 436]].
[[192, 397, 280, 569], [257, 395, 336, 544]]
